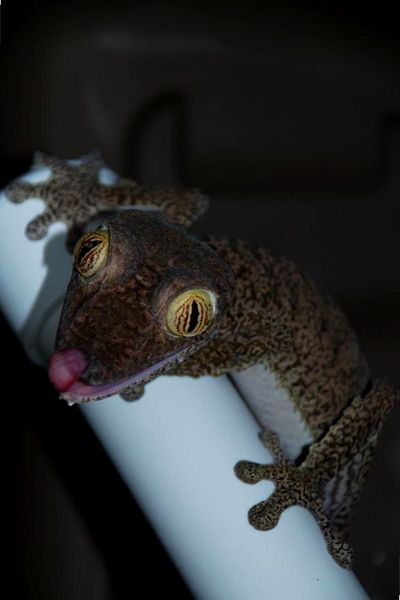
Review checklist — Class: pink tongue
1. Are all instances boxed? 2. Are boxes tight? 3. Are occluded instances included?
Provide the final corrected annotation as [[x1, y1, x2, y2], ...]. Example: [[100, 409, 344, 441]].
[[48, 349, 89, 393]]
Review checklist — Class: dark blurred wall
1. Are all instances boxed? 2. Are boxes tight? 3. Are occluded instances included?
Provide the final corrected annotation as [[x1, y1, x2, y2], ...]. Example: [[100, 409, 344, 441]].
[[2, 2, 399, 598]]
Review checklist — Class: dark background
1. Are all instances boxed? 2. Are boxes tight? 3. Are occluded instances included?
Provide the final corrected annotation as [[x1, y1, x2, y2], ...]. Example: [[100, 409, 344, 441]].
[[2, 1, 399, 598]]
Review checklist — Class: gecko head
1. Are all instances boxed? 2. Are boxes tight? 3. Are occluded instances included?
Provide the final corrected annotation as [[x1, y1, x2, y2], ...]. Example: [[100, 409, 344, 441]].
[[48, 210, 233, 404]]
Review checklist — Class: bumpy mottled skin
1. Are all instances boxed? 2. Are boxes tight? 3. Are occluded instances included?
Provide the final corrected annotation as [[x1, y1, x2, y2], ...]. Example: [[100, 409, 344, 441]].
[[5, 151, 208, 248], [5, 152, 397, 569]]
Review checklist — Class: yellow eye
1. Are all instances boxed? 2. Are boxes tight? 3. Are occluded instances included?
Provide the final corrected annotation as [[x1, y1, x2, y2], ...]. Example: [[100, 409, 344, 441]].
[[166, 289, 216, 337], [73, 230, 109, 278]]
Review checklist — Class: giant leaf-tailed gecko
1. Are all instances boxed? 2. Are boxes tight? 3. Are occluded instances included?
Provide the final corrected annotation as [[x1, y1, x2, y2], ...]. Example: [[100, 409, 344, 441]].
[[5, 152, 397, 568]]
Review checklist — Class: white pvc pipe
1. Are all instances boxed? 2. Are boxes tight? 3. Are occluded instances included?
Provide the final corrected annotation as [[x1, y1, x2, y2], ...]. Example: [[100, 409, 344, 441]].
[[0, 180, 368, 600]]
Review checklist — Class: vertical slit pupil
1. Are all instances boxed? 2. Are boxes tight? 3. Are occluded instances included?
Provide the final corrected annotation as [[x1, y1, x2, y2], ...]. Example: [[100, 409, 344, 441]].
[[187, 301, 200, 333], [77, 238, 102, 263]]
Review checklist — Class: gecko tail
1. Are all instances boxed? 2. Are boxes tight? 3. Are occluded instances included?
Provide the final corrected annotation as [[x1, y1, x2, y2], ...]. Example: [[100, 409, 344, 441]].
[[323, 379, 398, 538]]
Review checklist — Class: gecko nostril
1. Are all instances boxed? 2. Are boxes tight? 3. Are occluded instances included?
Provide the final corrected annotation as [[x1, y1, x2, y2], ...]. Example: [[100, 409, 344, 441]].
[[78, 360, 106, 385]]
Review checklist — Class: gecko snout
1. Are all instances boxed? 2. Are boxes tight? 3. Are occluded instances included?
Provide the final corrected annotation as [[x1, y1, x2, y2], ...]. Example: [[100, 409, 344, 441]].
[[48, 348, 89, 393]]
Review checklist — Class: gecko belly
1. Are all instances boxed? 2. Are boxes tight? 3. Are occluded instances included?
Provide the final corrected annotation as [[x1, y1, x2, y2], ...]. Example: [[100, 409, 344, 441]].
[[231, 364, 314, 460]]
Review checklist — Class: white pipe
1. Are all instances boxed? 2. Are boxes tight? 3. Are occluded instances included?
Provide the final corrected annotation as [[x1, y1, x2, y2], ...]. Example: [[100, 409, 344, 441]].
[[0, 181, 368, 600]]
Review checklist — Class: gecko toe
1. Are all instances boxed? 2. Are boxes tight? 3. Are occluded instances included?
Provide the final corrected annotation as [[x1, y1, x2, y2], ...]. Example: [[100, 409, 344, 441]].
[[26, 212, 56, 240], [4, 181, 35, 203], [258, 430, 287, 462], [120, 384, 145, 402], [235, 460, 274, 484], [248, 495, 286, 531]]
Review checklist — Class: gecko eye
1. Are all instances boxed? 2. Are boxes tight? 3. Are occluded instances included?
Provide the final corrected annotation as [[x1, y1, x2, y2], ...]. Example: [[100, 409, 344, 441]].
[[166, 289, 217, 337], [73, 231, 109, 278]]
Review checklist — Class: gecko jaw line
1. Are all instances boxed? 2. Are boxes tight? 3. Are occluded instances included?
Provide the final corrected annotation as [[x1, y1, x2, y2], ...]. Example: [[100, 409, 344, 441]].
[[59, 352, 184, 404]]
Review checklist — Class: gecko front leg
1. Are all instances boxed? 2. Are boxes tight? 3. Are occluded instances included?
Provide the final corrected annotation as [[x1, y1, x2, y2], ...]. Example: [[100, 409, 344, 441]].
[[235, 430, 354, 568], [4, 152, 208, 245], [235, 381, 398, 568]]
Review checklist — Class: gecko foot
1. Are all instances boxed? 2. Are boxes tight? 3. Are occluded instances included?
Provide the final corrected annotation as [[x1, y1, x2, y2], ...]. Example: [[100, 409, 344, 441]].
[[234, 430, 354, 569], [4, 152, 210, 247], [4, 153, 111, 241]]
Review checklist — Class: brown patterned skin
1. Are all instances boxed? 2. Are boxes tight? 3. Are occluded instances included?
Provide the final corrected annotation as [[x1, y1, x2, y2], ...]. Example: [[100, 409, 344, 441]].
[[172, 237, 370, 439], [5, 151, 208, 248], [5, 153, 398, 569]]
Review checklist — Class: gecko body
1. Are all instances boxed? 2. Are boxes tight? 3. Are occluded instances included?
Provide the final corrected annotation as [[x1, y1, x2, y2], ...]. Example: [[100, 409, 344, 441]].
[[5, 152, 397, 568]]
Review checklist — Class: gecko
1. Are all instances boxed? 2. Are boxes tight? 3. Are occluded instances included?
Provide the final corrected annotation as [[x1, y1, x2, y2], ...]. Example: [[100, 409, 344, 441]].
[[5, 151, 397, 569]]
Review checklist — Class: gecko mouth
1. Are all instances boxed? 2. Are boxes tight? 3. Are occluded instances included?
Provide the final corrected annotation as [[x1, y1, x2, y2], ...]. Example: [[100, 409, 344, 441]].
[[48, 348, 183, 404]]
